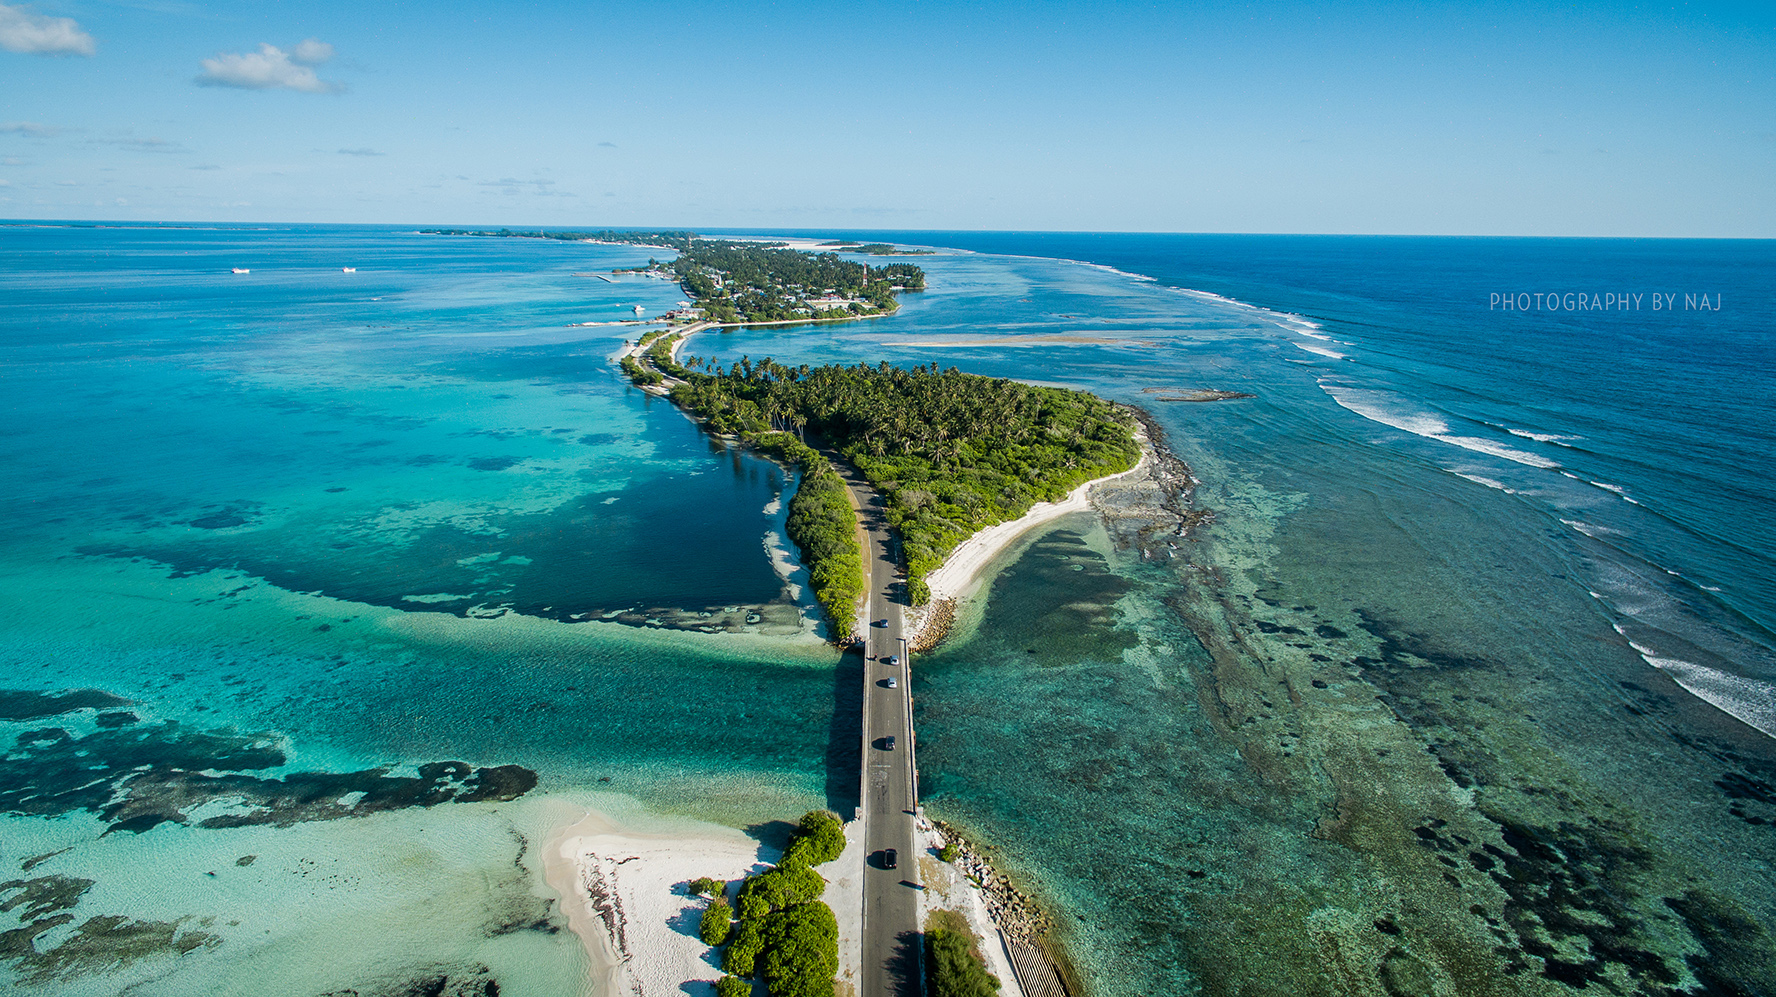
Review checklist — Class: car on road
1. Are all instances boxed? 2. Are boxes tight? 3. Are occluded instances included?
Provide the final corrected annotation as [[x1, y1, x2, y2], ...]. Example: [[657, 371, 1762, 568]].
[[886, 676, 898, 689], [873, 618, 888, 628], [883, 655, 899, 666], [883, 848, 897, 869], [885, 735, 896, 750]]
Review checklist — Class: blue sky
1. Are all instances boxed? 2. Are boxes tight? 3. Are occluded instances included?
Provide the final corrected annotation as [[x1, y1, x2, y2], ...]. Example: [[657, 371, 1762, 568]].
[[2, 0, 1772, 235]]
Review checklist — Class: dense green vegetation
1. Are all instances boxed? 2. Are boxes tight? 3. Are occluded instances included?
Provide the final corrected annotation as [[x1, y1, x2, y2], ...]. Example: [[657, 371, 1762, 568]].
[[714, 976, 750, 997], [927, 925, 1003, 997], [783, 809, 847, 867], [670, 359, 1139, 604], [715, 811, 846, 997], [735, 862, 825, 920], [618, 355, 661, 386], [689, 877, 728, 898], [701, 899, 735, 946], [670, 241, 924, 323]]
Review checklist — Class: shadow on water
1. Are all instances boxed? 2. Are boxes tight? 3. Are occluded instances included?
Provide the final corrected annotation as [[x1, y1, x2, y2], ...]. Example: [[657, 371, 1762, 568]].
[[742, 820, 798, 852], [825, 652, 863, 815]]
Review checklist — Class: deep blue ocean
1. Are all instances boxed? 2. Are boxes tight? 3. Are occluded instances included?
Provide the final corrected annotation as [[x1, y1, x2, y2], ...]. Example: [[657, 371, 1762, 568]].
[[2, 223, 1773, 996]]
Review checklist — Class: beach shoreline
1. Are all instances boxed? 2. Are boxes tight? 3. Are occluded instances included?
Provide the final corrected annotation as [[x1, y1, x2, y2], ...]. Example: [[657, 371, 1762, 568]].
[[543, 807, 771, 997], [905, 424, 1153, 648], [544, 806, 867, 997]]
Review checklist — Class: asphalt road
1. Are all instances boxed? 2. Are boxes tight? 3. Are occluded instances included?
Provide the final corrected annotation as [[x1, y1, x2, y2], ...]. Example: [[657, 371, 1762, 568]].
[[840, 465, 922, 997]]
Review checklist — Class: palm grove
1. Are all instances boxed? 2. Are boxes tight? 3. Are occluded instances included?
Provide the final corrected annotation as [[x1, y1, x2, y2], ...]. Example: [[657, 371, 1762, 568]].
[[666, 358, 1140, 619]]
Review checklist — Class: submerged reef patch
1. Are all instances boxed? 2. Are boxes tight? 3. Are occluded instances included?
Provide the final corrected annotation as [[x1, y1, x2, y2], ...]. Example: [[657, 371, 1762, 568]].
[[318, 961, 501, 997], [0, 689, 539, 834]]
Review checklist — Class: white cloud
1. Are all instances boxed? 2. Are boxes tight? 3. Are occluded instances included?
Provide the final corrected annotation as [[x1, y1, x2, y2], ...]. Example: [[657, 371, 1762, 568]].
[[291, 38, 331, 64], [197, 40, 340, 92], [95, 134, 182, 151], [1, 120, 61, 137], [476, 177, 577, 197], [0, 3, 95, 56]]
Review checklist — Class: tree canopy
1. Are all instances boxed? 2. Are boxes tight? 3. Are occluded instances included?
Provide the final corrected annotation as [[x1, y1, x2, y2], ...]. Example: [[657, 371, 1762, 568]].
[[671, 360, 1138, 603]]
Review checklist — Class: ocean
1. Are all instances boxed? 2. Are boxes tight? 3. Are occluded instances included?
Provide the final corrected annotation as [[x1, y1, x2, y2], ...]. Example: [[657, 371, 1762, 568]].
[[2, 223, 1772, 995]]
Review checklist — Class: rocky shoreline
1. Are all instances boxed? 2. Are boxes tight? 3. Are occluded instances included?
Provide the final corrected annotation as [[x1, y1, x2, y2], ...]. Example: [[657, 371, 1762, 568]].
[[930, 820, 1054, 945]]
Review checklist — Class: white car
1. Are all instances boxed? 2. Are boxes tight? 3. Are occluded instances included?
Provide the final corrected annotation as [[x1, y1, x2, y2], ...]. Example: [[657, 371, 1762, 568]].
[[883, 655, 899, 666], [886, 676, 898, 689]]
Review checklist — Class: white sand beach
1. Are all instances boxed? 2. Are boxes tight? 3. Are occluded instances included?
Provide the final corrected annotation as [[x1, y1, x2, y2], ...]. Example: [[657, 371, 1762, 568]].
[[545, 808, 866, 997], [908, 429, 1151, 643]]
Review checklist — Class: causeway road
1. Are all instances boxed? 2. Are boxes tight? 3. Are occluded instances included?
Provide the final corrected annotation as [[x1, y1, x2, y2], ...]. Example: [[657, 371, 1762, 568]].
[[834, 461, 921, 997]]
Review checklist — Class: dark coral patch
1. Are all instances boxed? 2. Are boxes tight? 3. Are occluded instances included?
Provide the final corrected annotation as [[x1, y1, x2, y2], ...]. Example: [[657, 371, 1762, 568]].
[[0, 710, 538, 834], [0, 689, 132, 721]]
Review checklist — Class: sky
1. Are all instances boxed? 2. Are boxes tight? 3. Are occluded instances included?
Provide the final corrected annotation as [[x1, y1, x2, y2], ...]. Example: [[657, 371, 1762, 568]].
[[1, 0, 1772, 235]]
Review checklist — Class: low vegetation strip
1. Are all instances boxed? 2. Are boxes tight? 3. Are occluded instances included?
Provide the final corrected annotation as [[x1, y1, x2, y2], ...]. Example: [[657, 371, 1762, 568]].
[[421, 227, 694, 250], [927, 923, 1003, 997], [619, 339, 863, 641], [669, 358, 1140, 605]]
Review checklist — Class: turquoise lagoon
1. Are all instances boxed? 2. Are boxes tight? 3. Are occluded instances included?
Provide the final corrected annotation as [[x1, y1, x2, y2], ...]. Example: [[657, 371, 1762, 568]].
[[3, 225, 1774, 995]]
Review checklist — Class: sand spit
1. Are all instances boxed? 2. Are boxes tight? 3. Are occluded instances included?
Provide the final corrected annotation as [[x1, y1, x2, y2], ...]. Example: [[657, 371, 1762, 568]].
[[546, 809, 866, 997]]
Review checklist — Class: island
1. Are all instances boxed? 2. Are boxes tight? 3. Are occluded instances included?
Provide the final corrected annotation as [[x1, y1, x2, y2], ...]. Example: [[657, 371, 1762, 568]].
[[423, 228, 926, 323], [663, 359, 1141, 619], [457, 228, 1156, 997]]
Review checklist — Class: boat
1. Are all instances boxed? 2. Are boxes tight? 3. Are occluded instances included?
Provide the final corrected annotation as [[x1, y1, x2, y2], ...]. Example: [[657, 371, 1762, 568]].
[[231, 268, 250, 274], [632, 305, 646, 316], [342, 267, 356, 273]]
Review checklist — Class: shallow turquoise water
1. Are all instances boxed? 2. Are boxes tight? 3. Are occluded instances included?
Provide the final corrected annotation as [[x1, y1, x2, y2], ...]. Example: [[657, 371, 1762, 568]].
[[0, 226, 841, 995], [4, 225, 1774, 995]]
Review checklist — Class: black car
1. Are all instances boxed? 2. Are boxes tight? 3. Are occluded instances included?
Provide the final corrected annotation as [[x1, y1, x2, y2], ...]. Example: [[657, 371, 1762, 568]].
[[885, 735, 896, 750], [883, 848, 898, 869]]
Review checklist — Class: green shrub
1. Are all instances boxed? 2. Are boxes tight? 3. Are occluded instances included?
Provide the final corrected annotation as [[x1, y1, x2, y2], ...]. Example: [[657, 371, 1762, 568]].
[[757, 901, 839, 997], [689, 877, 727, 898], [714, 977, 750, 997], [736, 864, 825, 919], [927, 927, 1001, 997], [700, 899, 734, 946], [723, 919, 766, 977], [781, 811, 846, 867], [939, 840, 960, 863]]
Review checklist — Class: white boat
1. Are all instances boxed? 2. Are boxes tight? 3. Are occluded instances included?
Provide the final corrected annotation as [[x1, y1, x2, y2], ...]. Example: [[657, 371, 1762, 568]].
[[231, 268, 249, 274], [342, 267, 356, 273], [633, 305, 646, 316]]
